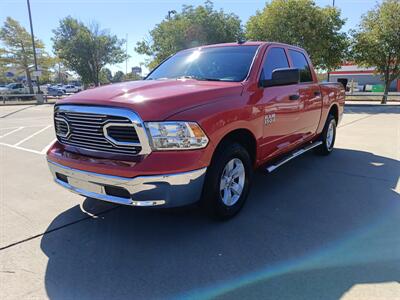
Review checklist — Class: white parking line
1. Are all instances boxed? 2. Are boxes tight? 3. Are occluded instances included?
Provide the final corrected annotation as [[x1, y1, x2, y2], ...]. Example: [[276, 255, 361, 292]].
[[13, 125, 52, 146], [41, 138, 57, 154], [0, 142, 43, 155], [0, 127, 23, 138], [0, 125, 50, 130], [0, 126, 21, 131]]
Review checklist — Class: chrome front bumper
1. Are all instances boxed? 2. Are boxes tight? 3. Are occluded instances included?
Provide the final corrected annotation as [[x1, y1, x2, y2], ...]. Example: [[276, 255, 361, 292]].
[[47, 160, 207, 207]]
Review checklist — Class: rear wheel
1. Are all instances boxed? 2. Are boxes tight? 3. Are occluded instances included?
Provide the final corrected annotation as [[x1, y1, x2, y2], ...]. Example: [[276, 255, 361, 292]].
[[316, 114, 336, 155], [201, 142, 253, 220]]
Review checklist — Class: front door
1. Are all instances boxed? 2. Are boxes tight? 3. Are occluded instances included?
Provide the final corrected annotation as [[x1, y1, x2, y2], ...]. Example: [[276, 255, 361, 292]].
[[257, 47, 304, 160]]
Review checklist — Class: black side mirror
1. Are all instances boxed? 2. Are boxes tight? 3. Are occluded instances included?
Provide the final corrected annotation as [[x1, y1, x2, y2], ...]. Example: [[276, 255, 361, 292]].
[[260, 68, 300, 88]]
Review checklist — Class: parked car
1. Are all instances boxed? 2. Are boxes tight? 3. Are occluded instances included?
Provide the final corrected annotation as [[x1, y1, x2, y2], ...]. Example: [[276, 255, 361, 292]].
[[0, 82, 37, 95], [47, 86, 65, 97], [63, 85, 82, 93], [49, 84, 66, 93], [46, 42, 345, 219]]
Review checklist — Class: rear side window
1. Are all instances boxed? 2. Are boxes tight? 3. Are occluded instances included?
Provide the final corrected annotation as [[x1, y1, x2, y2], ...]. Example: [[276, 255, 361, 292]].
[[289, 50, 313, 82], [262, 47, 289, 80]]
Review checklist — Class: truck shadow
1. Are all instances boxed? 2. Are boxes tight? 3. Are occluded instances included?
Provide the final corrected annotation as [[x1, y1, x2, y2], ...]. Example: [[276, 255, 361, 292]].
[[40, 148, 400, 299]]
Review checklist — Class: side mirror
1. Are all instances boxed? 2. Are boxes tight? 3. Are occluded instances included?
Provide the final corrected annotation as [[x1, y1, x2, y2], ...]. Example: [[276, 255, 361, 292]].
[[260, 68, 300, 88]]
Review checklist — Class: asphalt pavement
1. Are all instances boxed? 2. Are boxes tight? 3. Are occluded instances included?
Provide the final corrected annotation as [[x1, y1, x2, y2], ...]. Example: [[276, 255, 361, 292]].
[[0, 103, 399, 300]]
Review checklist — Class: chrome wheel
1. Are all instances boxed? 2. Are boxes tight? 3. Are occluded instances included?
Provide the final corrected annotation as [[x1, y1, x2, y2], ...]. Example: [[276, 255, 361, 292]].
[[326, 120, 335, 150], [219, 158, 245, 206]]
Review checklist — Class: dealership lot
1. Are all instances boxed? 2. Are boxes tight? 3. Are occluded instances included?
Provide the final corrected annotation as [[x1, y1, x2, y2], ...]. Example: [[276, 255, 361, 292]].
[[0, 104, 399, 299]]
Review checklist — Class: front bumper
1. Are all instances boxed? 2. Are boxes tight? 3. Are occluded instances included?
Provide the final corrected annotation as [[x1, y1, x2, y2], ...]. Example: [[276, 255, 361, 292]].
[[47, 160, 207, 207]]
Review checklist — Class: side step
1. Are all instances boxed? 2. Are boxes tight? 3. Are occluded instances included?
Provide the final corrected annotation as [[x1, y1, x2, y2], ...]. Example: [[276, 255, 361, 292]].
[[266, 141, 323, 173]]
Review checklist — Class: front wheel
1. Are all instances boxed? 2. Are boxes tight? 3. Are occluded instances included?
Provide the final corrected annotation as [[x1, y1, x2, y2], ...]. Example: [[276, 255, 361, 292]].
[[316, 114, 337, 155], [201, 142, 253, 220]]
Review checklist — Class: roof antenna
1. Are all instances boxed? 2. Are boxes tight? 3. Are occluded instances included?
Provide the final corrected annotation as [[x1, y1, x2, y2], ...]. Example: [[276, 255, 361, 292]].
[[237, 38, 246, 44]]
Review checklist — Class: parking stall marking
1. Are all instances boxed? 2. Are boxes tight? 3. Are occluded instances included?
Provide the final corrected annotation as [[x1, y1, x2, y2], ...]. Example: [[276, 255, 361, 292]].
[[41, 138, 57, 154], [0, 142, 44, 155], [0, 127, 23, 138], [13, 125, 52, 146], [0, 125, 54, 155]]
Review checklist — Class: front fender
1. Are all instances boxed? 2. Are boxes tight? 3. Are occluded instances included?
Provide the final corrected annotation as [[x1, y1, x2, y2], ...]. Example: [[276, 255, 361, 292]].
[[167, 96, 263, 164]]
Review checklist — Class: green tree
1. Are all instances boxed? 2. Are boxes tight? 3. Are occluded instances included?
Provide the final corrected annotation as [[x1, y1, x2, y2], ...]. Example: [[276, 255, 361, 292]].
[[52, 58, 70, 84], [99, 67, 113, 84], [0, 49, 12, 84], [351, 0, 400, 104], [0, 17, 52, 93], [112, 70, 125, 82], [135, 0, 243, 69], [246, 0, 348, 71], [52, 17, 127, 86], [124, 72, 142, 81]]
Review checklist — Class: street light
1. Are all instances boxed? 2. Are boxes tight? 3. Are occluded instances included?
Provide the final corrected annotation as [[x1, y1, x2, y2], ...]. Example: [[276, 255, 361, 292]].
[[26, 0, 41, 94], [327, 0, 336, 82]]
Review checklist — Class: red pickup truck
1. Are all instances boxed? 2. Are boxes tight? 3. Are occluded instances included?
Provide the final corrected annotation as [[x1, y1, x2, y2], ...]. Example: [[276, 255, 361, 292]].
[[47, 42, 344, 219]]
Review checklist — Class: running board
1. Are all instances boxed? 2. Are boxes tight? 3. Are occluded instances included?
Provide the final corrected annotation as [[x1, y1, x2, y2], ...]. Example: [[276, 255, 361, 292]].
[[266, 141, 323, 173]]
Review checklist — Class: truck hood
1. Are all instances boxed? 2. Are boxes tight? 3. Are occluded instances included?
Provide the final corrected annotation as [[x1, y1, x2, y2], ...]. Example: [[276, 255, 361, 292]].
[[57, 79, 243, 120]]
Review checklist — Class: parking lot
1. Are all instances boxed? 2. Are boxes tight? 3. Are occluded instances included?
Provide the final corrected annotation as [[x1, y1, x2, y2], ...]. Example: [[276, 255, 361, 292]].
[[0, 103, 399, 299]]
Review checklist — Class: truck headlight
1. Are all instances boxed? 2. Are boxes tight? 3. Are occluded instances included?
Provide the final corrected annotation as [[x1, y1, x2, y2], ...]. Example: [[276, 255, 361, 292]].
[[146, 122, 209, 150]]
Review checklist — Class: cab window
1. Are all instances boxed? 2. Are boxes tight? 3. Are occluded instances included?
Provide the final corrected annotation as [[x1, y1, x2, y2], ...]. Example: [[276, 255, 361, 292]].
[[288, 50, 313, 82], [261, 47, 289, 80]]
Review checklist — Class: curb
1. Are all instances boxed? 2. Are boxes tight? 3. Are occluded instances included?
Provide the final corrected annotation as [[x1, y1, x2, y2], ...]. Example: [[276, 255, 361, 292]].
[[0, 102, 56, 107], [345, 103, 400, 108]]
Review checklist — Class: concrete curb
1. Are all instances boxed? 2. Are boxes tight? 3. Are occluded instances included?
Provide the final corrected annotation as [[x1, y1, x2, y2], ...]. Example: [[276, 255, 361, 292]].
[[345, 103, 400, 107], [0, 101, 56, 107]]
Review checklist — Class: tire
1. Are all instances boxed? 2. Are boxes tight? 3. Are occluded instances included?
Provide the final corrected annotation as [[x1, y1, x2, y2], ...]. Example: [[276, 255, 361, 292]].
[[316, 114, 337, 155], [201, 142, 253, 220]]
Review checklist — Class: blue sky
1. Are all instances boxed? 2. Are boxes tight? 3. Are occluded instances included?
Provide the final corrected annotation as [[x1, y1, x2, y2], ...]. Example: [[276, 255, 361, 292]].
[[1, 0, 380, 74]]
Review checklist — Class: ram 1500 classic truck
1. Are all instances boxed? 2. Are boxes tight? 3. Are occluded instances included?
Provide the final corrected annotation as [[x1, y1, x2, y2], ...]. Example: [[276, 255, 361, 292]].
[[47, 42, 345, 219]]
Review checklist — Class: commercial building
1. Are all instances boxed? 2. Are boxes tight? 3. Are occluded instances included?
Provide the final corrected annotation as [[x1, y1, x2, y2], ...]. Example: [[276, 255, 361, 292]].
[[330, 63, 400, 92]]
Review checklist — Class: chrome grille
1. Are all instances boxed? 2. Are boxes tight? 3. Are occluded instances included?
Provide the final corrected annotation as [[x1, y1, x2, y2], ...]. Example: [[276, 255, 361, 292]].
[[106, 125, 138, 143], [55, 117, 69, 137], [55, 108, 143, 155]]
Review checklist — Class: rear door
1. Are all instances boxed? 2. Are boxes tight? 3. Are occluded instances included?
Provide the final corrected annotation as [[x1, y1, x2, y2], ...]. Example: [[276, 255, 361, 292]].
[[258, 46, 304, 159], [288, 49, 322, 138]]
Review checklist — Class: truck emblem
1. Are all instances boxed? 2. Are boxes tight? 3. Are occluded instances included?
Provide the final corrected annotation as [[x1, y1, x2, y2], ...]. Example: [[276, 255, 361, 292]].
[[265, 113, 276, 125]]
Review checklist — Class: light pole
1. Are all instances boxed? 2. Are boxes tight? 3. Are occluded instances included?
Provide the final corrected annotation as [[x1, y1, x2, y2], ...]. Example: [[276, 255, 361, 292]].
[[26, 0, 41, 93], [125, 34, 128, 75], [327, 0, 336, 82]]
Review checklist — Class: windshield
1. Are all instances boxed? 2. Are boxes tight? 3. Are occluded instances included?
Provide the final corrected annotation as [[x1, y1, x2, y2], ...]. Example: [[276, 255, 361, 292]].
[[146, 46, 259, 82]]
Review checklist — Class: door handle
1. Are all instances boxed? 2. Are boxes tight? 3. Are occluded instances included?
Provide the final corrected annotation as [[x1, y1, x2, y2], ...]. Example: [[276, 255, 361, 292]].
[[289, 94, 300, 100], [314, 90, 321, 97]]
